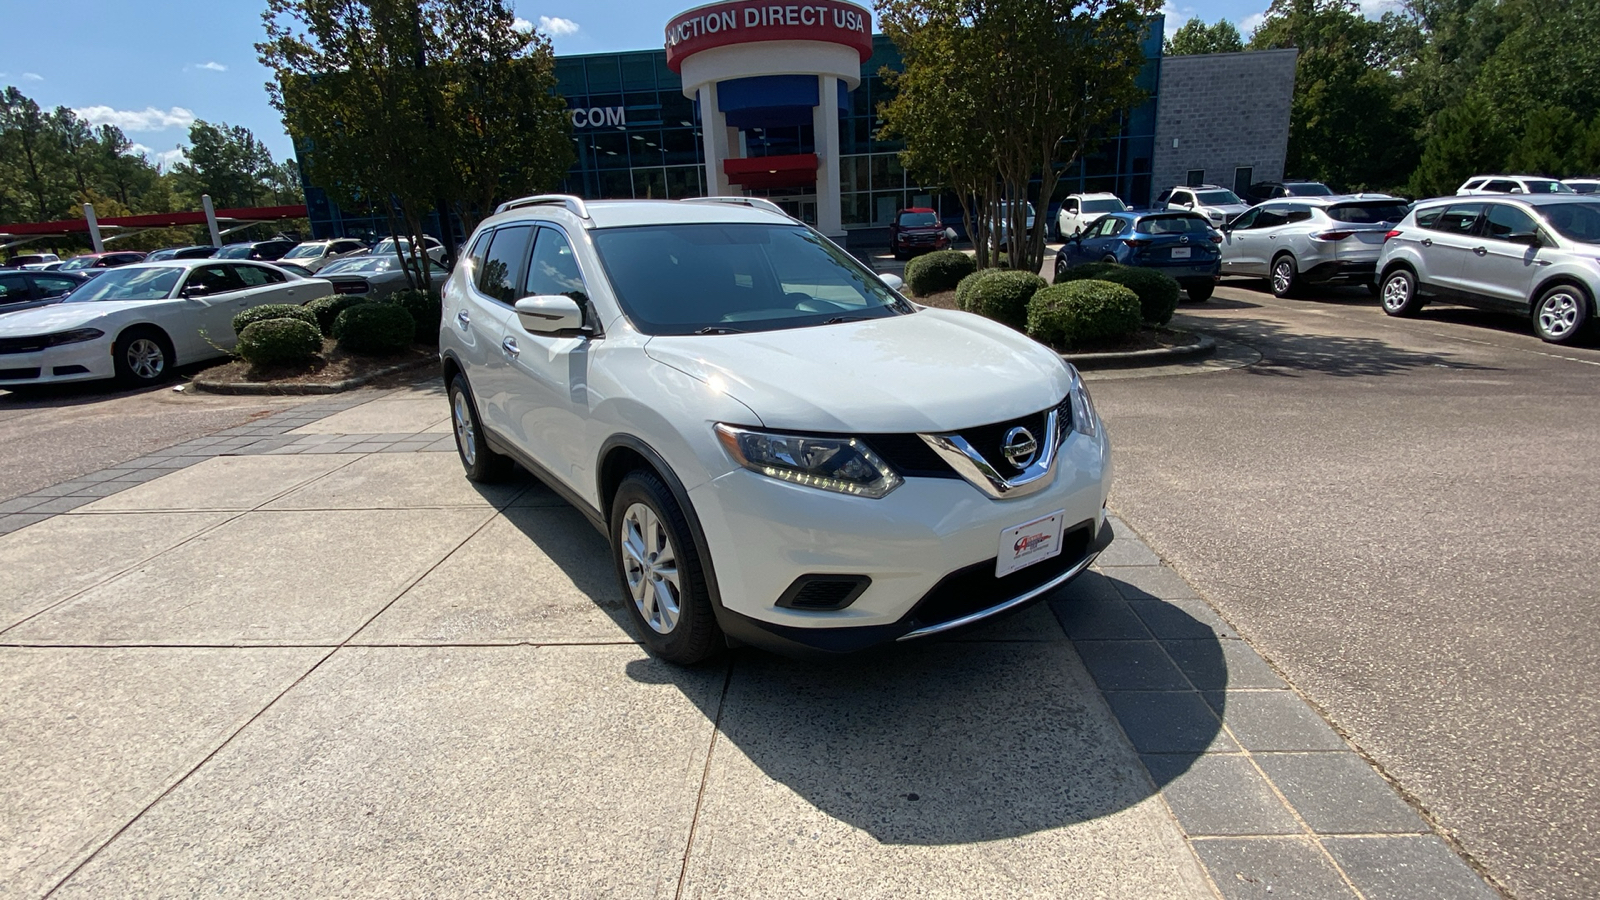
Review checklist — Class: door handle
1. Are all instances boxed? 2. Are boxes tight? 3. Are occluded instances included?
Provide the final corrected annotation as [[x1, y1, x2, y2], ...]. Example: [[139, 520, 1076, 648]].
[[456, 310, 470, 329], [1420, 238, 1433, 247], [1533, 259, 1551, 266], [1472, 246, 1487, 256], [501, 336, 520, 358]]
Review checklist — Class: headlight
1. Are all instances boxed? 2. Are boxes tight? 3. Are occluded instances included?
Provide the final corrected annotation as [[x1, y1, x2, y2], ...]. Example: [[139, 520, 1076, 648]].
[[46, 328, 104, 347], [714, 424, 903, 499], [1065, 365, 1101, 439]]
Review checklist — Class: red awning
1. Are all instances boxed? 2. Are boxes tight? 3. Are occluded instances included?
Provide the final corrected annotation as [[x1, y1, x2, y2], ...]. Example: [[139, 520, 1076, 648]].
[[0, 205, 309, 237], [723, 154, 818, 190]]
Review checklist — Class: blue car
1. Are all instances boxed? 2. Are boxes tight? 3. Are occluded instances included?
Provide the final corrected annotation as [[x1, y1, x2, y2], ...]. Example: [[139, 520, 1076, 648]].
[[1054, 210, 1223, 300]]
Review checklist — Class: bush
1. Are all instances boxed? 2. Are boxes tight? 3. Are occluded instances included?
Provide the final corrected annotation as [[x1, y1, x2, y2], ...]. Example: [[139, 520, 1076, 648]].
[[232, 303, 318, 337], [332, 302, 416, 355], [903, 249, 976, 296], [307, 293, 369, 332], [954, 269, 1048, 331], [1055, 262, 1180, 326], [235, 318, 322, 367], [1027, 280, 1142, 349], [384, 288, 442, 345]]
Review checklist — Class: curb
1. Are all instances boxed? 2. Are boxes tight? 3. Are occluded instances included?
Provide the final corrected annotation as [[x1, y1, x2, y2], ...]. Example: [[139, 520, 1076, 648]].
[[189, 357, 436, 395], [1064, 333, 1216, 369]]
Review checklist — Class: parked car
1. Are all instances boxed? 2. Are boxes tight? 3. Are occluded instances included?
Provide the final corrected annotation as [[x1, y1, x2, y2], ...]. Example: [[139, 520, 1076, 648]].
[[1055, 193, 1127, 240], [370, 235, 448, 267], [0, 259, 333, 389], [317, 254, 447, 301], [442, 195, 1113, 663], [1156, 185, 1250, 226], [1376, 195, 1600, 344], [57, 251, 147, 272], [278, 238, 368, 273], [1243, 181, 1334, 205], [887, 207, 951, 259], [216, 240, 297, 262], [989, 200, 1036, 250], [145, 245, 220, 262], [2, 253, 61, 270], [0, 270, 93, 314], [1563, 178, 1600, 195], [1455, 175, 1575, 196], [1220, 195, 1410, 298], [1055, 209, 1222, 300]]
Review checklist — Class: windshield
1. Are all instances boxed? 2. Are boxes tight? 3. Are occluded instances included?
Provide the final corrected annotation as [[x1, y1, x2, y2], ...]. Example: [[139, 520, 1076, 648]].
[[283, 244, 325, 259], [1196, 190, 1243, 205], [593, 224, 908, 336], [321, 257, 392, 275], [1328, 201, 1410, 224], [1138, 215, 1212, 234], [1083, 199, 1126, 214], [897, 212, 939, 228], [1524, 180, 1575, 195], [64, 266, 182, 302], [1286, 183, 1333, 196], [1540, 202, 1600, 244], [217, 245, 254, 259], [59, 257, 98, 271]]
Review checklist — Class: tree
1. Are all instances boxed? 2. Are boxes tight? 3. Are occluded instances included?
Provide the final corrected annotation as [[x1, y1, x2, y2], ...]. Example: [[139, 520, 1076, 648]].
[[1407, 95, 1513, 197], [879, 0, 1158, 272], [1165, 17, 1244, 55], [173, 120, 280, 208], [1505, 107, 1585, 178], [0, 87, 69, 220]]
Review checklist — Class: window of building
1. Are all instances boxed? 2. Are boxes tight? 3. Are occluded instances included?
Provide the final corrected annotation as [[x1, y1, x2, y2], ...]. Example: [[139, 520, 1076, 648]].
[[1234, 167, 1253, 197], [1186, 170, 1205, 187]]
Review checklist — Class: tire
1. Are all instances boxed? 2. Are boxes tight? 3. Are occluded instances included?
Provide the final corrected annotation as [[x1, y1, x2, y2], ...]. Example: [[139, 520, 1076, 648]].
[[1531, 283, 1591, 344], [1183, 280, 1214, 302], [448, 374, 514, 482], [1270, 255, 1299, 298], [1054, 258, 1067, 280], [112, 326, 173, 386], [1379, 269, 1424, 317], [1101, 255, 1118, 265], [611, 470, 721, 664]]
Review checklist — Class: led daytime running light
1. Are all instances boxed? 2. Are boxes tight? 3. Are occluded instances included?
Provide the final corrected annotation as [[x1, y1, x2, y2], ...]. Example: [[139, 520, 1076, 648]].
[[715, 424, 903, 499]]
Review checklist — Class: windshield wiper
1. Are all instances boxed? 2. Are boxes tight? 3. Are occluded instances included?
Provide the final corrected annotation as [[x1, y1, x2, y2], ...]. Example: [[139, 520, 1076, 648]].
[[821, 315, 872, 325], [692, 325, 745, 335]]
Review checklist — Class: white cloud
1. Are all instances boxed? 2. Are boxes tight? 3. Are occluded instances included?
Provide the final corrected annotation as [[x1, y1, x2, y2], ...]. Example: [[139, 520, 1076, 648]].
[[1161, 2, 1195, 37], [188, 61, 228, 72], [1238, 11, 1266, 37], [539, 16, 579, 36], [73, 105, 196, 133], [1356, 0, 1401, 16], [23, 72, 43, 82], [513, 16, 534, 32], [129, 143, 189, 169]]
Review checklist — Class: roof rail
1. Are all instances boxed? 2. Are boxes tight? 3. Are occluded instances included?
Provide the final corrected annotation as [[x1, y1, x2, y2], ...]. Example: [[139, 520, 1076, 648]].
[[679, 196, 793, 219], [495, 194, 591, 219]]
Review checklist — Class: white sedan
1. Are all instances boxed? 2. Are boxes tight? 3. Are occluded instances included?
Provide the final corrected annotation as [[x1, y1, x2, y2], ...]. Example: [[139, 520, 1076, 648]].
[[0, 259, 332, 389]]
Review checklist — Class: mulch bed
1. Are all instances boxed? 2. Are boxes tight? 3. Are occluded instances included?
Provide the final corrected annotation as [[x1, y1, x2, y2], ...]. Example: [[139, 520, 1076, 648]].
[[198, 339, 436, 387], [910, 290, 1200, 355]]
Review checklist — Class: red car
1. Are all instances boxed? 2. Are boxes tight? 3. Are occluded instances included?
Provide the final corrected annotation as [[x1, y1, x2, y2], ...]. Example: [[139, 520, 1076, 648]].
[[888, 207, 951, 260], [57, 251, 147, 272]]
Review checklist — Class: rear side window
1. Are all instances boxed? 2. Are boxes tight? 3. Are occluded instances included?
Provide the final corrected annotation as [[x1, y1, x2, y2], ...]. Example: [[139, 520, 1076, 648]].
[[236, 264, 286, 286], [1485, 180, 1518, 193], [1415, 207, 1444, 229], [478, 225, 534, 304], [1463, 180, 1485, 191], [1328, 202, 1410, 224], [0, 273, 28, 300], [1435, 204, 1485, 234]]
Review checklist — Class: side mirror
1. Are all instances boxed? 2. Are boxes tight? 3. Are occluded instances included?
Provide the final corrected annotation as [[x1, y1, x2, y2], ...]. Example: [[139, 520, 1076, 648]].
[[514, 294, 584, 333], [879, 273, 905, 292], [181, 283, 209, 298], [1508, 232, 1541, 248]]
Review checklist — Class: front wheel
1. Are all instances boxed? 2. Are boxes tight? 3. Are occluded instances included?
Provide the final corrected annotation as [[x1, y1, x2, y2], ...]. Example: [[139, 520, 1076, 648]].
[[611, 470, 722, 664], [113, 327, 172, 386], [1531, 284, 1591, 344], [1182, 280, 1215, 302], [1379, 269, 1424, 317], [1270, 256, 1299, 298]]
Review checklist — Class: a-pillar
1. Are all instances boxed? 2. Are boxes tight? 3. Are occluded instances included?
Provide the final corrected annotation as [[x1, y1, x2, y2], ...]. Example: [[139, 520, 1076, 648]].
[[697, 84, 734, 196], [814, 75, 843, 239]]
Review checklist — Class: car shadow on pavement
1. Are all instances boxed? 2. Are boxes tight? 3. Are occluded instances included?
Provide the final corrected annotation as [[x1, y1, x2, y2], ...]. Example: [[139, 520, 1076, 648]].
[[0, 364, 217, 406], [1194, 317, 1501, 378]]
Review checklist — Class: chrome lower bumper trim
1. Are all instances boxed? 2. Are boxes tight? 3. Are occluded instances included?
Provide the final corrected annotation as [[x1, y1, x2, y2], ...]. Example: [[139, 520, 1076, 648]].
[[895, 549, 1101, 641]]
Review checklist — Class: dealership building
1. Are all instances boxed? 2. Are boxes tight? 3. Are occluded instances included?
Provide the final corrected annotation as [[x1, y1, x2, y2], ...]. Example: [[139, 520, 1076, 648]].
[[301, 0, 1295, 246]]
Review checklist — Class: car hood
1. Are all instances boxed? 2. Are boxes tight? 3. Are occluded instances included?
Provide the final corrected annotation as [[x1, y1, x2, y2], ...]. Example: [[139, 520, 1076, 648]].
[[0, 301, 141, 335], [643, 307, 1071, 433], [897, 225, 946, 235], [1206, 203, 1250, 220]]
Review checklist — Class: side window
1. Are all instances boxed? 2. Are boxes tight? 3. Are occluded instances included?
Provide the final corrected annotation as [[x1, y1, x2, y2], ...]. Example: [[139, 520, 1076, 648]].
[[1485, 180, 1518, 193], [1172, 191, 1194, 207], [235, 265, 271, 287], [524, 228, 589, 304], [1415, 207, 1445, 229], [1254, 207, 1289, 229], [478, 225, 534, 304], [334, 241, 361, 253], [0, 273, 28, 301], [1283, 205, 1314, 225], [1482, 204, 1539, 241], [1155, 190, 1170, 204], [1229, 208, 1260, 230], [1463, 179, 1485, 191], [185, 264, 246, 295], [1065, 199, 1079, 213], [1437, 204, 1485, 234], [33, 275, 82, 298]]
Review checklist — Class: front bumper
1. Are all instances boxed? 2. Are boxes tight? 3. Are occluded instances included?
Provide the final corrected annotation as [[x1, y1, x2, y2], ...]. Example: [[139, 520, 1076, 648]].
[[0, 340, 115, 387], [688, 429, 1113, 656]]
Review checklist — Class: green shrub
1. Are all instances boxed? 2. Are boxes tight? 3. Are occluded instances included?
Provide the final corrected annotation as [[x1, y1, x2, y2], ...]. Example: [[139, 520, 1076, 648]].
[[235, 318, 322, 367], [955, 269, 1048, 331], [384, 288, 442, 344], [232, 303, 318, 337], [332, 302, 416, 355], [307, 293, 369, 332], [902, 249, 976, 296], [1055, 262, 1180, 326], [1026, 280, 1142, 349]]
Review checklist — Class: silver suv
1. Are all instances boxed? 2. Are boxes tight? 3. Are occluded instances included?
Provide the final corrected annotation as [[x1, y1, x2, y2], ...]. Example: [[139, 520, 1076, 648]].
[[1376, 195, 1600, 344], [1156, 185, 1249, 227], [1220, 195, 1410, 298]]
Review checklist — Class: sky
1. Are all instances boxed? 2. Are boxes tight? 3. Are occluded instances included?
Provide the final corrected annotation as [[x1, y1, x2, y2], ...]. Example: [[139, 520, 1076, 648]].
[[1, 0, 1401, 170]]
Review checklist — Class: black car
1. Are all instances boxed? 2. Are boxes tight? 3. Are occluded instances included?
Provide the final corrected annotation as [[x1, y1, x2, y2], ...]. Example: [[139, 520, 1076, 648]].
[[145, 245, 220, 261], [1244, 181, 1336, 205], [0, 269, 92, 314], [216, 240, 296, 261]]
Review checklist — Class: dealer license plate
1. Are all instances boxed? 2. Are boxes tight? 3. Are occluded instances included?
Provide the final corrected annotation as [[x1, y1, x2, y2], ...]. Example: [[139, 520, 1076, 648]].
[[997, 510, 1067, 577], [1170, 247, 1191, 259]]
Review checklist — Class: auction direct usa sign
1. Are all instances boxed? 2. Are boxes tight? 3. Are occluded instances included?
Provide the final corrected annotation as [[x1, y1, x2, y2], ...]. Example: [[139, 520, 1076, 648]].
[[664, 0, 874, 70]]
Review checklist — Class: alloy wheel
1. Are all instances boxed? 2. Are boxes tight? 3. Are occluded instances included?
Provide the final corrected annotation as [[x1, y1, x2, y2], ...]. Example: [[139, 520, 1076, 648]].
[[1273, 262, 1293, 295], [1381, 276, 1411, 312], [1537, 291, 1581, 339], [126, 338, 165, 380], [620, 502, 681, 634], [452, 391, 476, 466]]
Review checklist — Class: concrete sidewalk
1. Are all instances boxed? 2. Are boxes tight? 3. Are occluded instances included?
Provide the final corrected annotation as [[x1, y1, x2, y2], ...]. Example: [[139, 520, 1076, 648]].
[[1, 382, 1496, 899]]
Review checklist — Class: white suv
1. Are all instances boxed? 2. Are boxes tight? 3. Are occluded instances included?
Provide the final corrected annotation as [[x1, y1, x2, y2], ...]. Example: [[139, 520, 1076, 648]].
[[1055, 193, 1127, 239], [1456, 175, 1575, 196], [440, 195, 1114, 663]]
